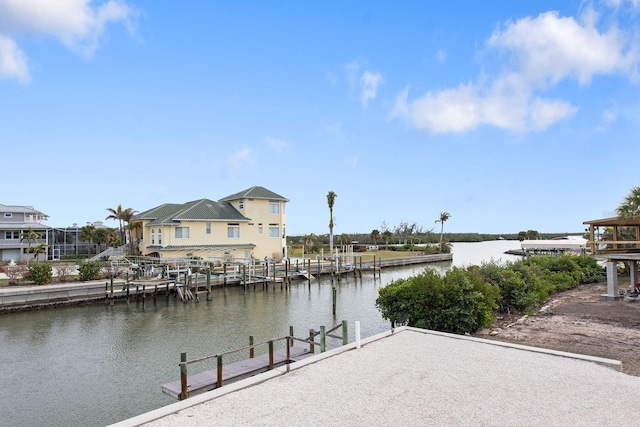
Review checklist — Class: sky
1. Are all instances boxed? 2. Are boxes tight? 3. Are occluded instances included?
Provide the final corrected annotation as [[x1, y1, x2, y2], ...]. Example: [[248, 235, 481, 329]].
[[1, 0, 639, 236]]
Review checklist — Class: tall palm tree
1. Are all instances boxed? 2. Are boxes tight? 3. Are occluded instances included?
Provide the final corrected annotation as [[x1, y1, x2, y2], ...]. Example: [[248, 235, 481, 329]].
[[435, 211, 451, 250], [20, 227, 41, 264], [120, 207, 138, 249], [125, 220, 141, 255], [105, 204, 125, 245], [327, 191, 337, 254], [617, 186, 640, 219]]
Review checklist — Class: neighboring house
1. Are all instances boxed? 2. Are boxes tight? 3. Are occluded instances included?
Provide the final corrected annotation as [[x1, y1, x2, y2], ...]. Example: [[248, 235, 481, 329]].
[[131, 186, 288, 262], [0, 204, 50, 262]]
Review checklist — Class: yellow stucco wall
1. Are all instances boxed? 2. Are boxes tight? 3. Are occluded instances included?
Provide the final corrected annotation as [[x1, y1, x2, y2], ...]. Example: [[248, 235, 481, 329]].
[[135, 197, 287, 261]]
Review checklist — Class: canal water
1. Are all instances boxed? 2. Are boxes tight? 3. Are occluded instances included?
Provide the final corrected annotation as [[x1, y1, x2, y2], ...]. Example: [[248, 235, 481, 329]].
[[0, 240, 520, 427]]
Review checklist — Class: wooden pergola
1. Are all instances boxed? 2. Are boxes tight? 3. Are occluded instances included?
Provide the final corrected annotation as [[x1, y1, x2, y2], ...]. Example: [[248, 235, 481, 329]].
[[583, 217, 640, 299]]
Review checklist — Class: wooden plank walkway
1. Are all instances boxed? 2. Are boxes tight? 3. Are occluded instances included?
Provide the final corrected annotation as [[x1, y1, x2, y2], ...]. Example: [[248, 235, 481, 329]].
[[161, 347, 313, 399]]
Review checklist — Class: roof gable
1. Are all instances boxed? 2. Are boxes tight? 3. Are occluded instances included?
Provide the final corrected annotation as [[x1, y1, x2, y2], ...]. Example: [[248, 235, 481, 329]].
[[0, 204, 48, 216], [219, 186, 288, 202], [133, 199, 249, 225]]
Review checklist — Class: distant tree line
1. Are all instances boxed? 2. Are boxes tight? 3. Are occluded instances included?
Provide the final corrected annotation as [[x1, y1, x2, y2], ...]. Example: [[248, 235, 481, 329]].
[[289, 230, 581, 251]]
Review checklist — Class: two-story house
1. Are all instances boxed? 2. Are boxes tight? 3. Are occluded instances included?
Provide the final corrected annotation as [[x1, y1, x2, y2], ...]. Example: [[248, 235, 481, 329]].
[[0, 204, 50, 262], [131, 186, 288, 262]]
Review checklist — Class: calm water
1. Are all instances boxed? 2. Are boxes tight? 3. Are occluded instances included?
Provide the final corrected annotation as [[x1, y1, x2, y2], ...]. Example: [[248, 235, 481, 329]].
[[0, 240, 520, 427]]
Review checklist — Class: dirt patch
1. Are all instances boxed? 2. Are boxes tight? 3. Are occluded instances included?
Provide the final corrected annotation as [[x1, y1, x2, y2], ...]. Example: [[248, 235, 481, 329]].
[[475, 282, 640, 377]]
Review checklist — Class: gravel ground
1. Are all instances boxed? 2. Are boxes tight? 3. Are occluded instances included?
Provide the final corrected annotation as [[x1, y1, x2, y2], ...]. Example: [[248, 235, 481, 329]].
[[141, 329, 640, 427]]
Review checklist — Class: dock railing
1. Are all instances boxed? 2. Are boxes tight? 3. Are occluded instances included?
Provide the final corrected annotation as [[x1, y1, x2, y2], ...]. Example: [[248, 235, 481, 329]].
[[173, 321, 349, 400]]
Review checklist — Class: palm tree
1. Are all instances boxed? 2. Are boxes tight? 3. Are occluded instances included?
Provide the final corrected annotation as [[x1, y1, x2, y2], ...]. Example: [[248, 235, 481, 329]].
[[617, 186, 640, 219], [370, 229, 380, 246], [120, 207, 138, 252], [125, 221, 141, 255], [435, 212, 451, 250], [29, 242, 48, 261], [20, 227, 42, 264], [327, 191, 337, 254], [105, 204, 125, 245], [79, 224, 96, 257], [93, 228, 111, 254]]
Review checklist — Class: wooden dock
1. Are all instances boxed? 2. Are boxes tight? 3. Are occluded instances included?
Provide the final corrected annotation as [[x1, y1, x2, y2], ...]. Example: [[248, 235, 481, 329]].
[[161, 347, 312, 399]]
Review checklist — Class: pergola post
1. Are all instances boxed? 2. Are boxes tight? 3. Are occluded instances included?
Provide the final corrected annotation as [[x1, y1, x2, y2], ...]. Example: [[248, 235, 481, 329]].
[[630, 260, 638, 291], [602, 261, 620, 301]]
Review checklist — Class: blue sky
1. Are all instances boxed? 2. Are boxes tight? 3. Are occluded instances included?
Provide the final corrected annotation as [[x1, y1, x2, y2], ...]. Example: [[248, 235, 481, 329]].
[[1, 1, 639, 236]]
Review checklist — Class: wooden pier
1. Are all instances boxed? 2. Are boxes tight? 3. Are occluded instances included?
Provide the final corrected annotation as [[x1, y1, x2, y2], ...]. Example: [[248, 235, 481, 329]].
[[161, 346, 312, 399], [162, 321, 349, 400]]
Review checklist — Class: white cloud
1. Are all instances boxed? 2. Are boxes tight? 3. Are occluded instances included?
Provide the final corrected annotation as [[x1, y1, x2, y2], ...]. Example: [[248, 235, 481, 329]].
[[0, 0, 134, 81], [604, 0, 640, 10], [392, 9, 638, 134], [343, 60, 384, 109], [487, 11, 637, 86], [265, 137, 288, 152], [436, 49, 447, 64], [0, 35, 28, 82], [227, 148, 253, 176], [360, 71, 383, 108]]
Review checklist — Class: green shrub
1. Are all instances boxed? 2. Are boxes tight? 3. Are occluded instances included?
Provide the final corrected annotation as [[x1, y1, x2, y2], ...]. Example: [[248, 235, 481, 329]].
[[78, 261, 103, 281], [376, 267, 497, 334], [28, 263, 53, 285], [573, 255, 605, 283], [496, 270, 537, 313]]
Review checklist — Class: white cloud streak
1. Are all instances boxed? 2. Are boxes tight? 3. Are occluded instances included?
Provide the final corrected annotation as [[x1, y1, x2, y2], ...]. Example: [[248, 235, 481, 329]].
[[266, 137, 288, 152], [227, 148, 253, 176], [360, 71, 383, 108], [344, 60, 384, 109], [391, 9, 639, 134], [0, 0, 134, 81], [0, 35, 28, 82]]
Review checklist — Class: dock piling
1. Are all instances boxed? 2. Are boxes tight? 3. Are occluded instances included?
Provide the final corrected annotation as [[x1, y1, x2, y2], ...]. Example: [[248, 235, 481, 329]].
[[342, 320, 348, 345], [332, 287, 337, 315], [217, 355, 223, 388], [179, 352, 188, 401]]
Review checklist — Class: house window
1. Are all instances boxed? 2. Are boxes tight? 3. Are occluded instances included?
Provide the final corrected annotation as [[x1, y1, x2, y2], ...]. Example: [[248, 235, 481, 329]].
[[258, 224, 263, 234], [269, 201, 279, 214], [158, 229, 162, 245], [5, 231, 19, 239], [4, 213, 12, 218], [175, 227, 189, 239], [206, 222, 211, 234], [151, 229, 155, 245], [239, 200, 244, 209], [227, 223, 240, 238], [269, 225, 279, 238]]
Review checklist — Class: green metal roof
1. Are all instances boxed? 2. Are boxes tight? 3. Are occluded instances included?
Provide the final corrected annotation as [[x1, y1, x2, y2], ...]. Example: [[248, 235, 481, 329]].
[[219, 186, 289, 202], [133, 199, 249, 225]]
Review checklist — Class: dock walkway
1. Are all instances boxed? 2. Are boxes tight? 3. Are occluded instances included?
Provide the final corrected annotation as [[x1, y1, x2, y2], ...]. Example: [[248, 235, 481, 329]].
[[161, 347, 312, 399]]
